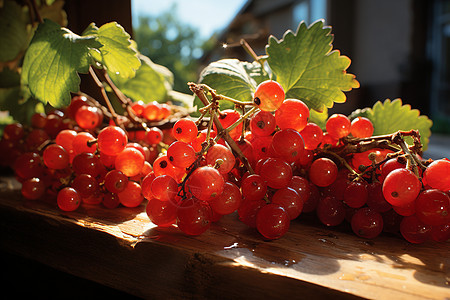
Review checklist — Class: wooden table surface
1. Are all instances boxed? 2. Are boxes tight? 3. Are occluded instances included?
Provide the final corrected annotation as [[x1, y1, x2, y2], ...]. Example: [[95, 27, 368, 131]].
[[0, 176, 448, 299]]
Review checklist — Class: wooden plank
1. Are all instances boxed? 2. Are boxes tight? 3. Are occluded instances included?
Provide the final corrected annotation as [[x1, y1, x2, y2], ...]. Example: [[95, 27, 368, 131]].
[[0, 176, 448, 299]]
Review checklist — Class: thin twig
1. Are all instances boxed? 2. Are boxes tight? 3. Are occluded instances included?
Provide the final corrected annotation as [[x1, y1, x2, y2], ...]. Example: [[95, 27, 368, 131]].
[[206, 107, 215, 142], [76, 91, 113, 120], [24, 0, 35, 24], [240, 39, 260, 62], [319, 149, 359, 177], [102, 69, 133, 107], [337, 139, 400, 157], [346, 130, 420, 144], [200, 84, 255, 107], [225, 106, 258, 134], [99, 69, 145, 126], [189, 82, 255, 174], [240, 39, 268, 76], [88, 67, 121, 126], [198, 102, 214, 114], [218, 94, 255, 107], [393, 132, 421, 176], [29, 0, 43, 23]]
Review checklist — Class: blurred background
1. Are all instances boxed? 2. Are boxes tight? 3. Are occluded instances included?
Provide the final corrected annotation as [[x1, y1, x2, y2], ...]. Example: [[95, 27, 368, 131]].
[[64, 0, 449, 158]]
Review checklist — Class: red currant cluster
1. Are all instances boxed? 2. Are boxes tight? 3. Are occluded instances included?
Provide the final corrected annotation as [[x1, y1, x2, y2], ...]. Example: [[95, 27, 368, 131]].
[[140, 80, 448, 242], [131, 100, 172, 122], [2, 80, 449, 243], [0, 95, 171, 211]]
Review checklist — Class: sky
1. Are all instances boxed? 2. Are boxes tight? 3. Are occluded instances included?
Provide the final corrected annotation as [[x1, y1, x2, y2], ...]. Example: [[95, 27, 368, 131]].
[[131, 0, 248, 39]]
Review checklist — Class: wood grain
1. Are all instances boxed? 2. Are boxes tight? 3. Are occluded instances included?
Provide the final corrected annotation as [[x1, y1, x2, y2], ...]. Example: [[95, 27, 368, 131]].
[[0, 176, 448, 299]]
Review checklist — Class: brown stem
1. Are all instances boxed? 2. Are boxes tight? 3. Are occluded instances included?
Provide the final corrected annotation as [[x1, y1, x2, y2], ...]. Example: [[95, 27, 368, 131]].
[[200, 84, 255, 106], [88, 67, 121, 127], [240, 39, 260, 62], [346, 130, 419, 144], [102, 69, 134, 107], [319, 149, 359, 176], [206, 108, 215, 142], [92, 68, 151, 131], [392, 132, 421, 176], [76, 91, 113, 120], [29, 0, 43, 23], [87, 138, 98, 147], [37, 139, 52, 152], [195, 110, 208, 126], [198, 102, 214, 113], [335, 139, 400, 157], [189, 82, 255, 174], [24, 0, 35, 24], [218, 94, 255, 106], [99, 69, 144, 125], [412, 132, 423, 157], [177, 160, 200, 199], [240, 39, 268, 76], [359, 151, 403, 181], [225, 106, 258, 134]]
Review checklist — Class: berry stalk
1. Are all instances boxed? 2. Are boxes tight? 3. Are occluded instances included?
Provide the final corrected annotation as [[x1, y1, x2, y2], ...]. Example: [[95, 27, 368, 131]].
[[189, 82, 255, 174]]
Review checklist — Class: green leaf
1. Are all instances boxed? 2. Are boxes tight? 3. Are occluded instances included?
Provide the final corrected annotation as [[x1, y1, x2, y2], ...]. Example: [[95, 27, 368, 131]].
[[0, 87, 40, 125], [21, 19, 101, 107], [87, 22, 141, 79], [352, 99, 433, 151], [151, 60, 174, 88], [0, 0, 30, 62], [11, 98, 42, 125], [309, 107, 328, 130], [242, 61, 271, 85], [194, 59, 266, 115], [82, 22, 98, 36], [168, 90, 195, 108], [266, 20, 359, 112], [108, 55, 169, 103], [199, 59, 262, 100]]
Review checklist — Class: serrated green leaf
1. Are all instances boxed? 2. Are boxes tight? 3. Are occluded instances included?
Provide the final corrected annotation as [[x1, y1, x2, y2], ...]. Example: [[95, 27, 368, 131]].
[[348, 107, 371, 120], [266, 20, 359, 112], [0, 0, 30, 62], [108, 55, 168, 103], [90, 22, 141, 79], [353, 99, 433, 151], [199, 59, 260, 101], [82, 22, 98, 36], [21, 19, 101, 107], [194, 59, 265, 115]]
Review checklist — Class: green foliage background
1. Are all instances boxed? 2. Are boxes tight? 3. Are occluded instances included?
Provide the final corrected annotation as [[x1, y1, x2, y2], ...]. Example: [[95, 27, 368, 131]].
[[0, 2, 434, 151]]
